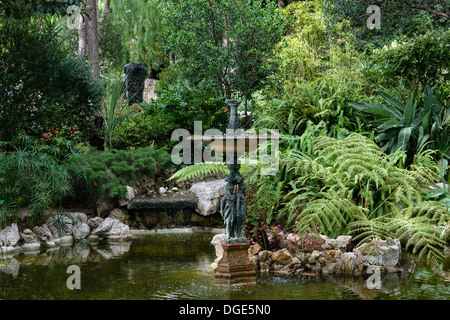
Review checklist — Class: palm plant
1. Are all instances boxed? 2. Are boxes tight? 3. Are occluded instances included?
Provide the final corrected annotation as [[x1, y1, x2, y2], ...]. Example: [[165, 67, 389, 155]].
[[347, 85, 449, 166], [102, 78, 127, 148], [0, 136, 73, 227]]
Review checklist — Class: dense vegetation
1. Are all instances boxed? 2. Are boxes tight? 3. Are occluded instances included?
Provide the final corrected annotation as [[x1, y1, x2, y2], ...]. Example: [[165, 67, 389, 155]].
[[0, 0, 448, 266]]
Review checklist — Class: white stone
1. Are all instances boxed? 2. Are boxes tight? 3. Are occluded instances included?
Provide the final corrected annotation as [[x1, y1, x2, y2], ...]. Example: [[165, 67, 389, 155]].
[[190, 179, 226, 216], [0, 223, 20, 247], [72, 223, 91, 241], [119, 186, 136, 206]]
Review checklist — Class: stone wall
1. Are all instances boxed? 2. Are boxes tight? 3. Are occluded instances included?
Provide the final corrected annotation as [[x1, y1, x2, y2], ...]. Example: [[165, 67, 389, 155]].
[[0, 214, 133, 258], [211, 234, 404, 276]]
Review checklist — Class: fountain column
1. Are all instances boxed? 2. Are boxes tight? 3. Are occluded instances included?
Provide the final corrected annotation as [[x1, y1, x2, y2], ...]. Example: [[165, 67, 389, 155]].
[[214, 99, 256, 285]]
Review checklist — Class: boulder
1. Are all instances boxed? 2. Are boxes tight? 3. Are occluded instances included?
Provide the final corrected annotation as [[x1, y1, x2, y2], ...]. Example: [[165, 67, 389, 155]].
[[189, 179, 226, 216], [20, 228, 37, 243], [33, 224, 53, 242], [258, 250, 273, 263], [96, 197, 117, 218], [65, 212, 88, 225], [119, 186, 135, 207], [210, 233, 225, 259], [87, 216, 104, 230], [0, 223, 20, 247], [46, 214, 73, 236], [72, 223, 91, 241], [33, 224, 56, 248], [272, 248, 294, 265], [324, 235, 351, 250], [91, 218, 132, 241], [356, 238, 401, 269], [108, 207, 130, 225]]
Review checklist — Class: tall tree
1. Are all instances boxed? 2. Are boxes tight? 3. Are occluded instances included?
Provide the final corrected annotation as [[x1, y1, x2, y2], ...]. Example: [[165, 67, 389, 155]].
[[163, 0, 284, 113], [77, 0, 100, 79]]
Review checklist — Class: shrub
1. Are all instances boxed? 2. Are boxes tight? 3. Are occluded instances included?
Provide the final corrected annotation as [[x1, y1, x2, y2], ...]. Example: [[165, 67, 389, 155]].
[[110, 103, 179, 150], [0, 18, 103, 142], [157, 79, 230, 132], [347, 85, 449, 166], [65, 147, 173, 203], [367, 29, 450, 91], [282, 133, 449, 265], [0, 136, 73, 227]]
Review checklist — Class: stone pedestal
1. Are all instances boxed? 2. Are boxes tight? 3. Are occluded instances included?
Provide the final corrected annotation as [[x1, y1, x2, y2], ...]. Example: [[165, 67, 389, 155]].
[[214, 242, 256, 285]]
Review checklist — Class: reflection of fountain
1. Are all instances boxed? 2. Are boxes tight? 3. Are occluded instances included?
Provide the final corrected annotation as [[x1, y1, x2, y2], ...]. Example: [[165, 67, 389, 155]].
[[193, 99, 280, 285]]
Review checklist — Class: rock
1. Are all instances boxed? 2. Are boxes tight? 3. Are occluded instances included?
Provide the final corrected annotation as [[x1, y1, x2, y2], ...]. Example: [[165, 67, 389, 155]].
[[72, 223, 91, 241], [87, 217, 103, 230], [33, 224, 53, 242], [96, 197, 117, 218], [108, 220, 132, 240], [65, 212, 88, 225], [211, 233, 225, 259], [340, 251, 363, 275], [108, 207, 130, 225], [324, 235, 351, 250], [20, 228, 37, 243], [307, 250, 321, 264], [189, 179, 226, 216], [92, 218, 132, 241], [258, 250, 273, 263], [159, 187, 167, 194], [357, 238, 401, 268], [249, 243, 262, 256], [91, 217, 116, 234], [119, 186, 135, 207], [272, 248, 294, 265], [0, 223, 20, 247], [46, 214, 73, 236]]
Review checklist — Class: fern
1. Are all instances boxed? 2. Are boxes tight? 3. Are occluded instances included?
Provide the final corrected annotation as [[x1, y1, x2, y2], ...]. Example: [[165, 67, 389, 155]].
[[285, 133, 449, 265], [168, 162, 229, 181]]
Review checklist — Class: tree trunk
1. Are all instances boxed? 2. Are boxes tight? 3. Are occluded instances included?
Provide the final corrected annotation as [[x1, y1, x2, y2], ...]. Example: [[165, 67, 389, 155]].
[[86, 0, 100, 79], [100, 0, 111, 24], [77, 16, 87, 58]]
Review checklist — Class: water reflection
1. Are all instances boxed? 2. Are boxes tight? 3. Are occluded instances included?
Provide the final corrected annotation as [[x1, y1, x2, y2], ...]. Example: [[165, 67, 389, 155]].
[[0, 233, 449, 300]]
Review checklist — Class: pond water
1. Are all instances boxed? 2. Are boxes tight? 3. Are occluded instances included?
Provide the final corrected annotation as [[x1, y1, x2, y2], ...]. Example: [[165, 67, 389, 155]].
[[0, 231, 449, 300]]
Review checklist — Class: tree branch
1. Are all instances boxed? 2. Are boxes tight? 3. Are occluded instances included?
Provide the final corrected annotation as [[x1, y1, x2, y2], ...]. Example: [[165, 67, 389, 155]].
[[403, 0, 450, 19]]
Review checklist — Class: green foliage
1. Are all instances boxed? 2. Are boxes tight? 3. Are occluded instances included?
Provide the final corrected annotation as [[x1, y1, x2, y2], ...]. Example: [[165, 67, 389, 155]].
[[162, 0, 284, 102], [110, 103, 178, 150], [157, 78, 230, 132], [366, 29, 450, 91], [347, 85, 449, 165], [0, 18, 103, 142], [321, 0, 450, 52], [101, 79, 127, 148], [0, 0, 85, 18], [168, 162, 229, 182], [280, 133, 448, 265], [65, 147, 172, 201], [108, 0, 165, 70], [0, 136, 73, 227]]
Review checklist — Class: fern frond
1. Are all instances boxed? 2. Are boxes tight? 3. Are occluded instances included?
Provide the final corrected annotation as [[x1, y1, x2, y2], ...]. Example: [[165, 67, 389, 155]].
[[389, 215, 446, 266], [168, 162, 229, 181]]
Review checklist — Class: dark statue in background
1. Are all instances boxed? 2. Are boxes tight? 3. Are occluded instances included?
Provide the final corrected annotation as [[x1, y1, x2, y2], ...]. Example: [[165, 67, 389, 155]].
[[124, 62, 147, 105]]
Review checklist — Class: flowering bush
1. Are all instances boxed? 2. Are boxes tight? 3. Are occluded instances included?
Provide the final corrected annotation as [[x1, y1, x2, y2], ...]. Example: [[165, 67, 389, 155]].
[[287, 226, 324, 253]]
